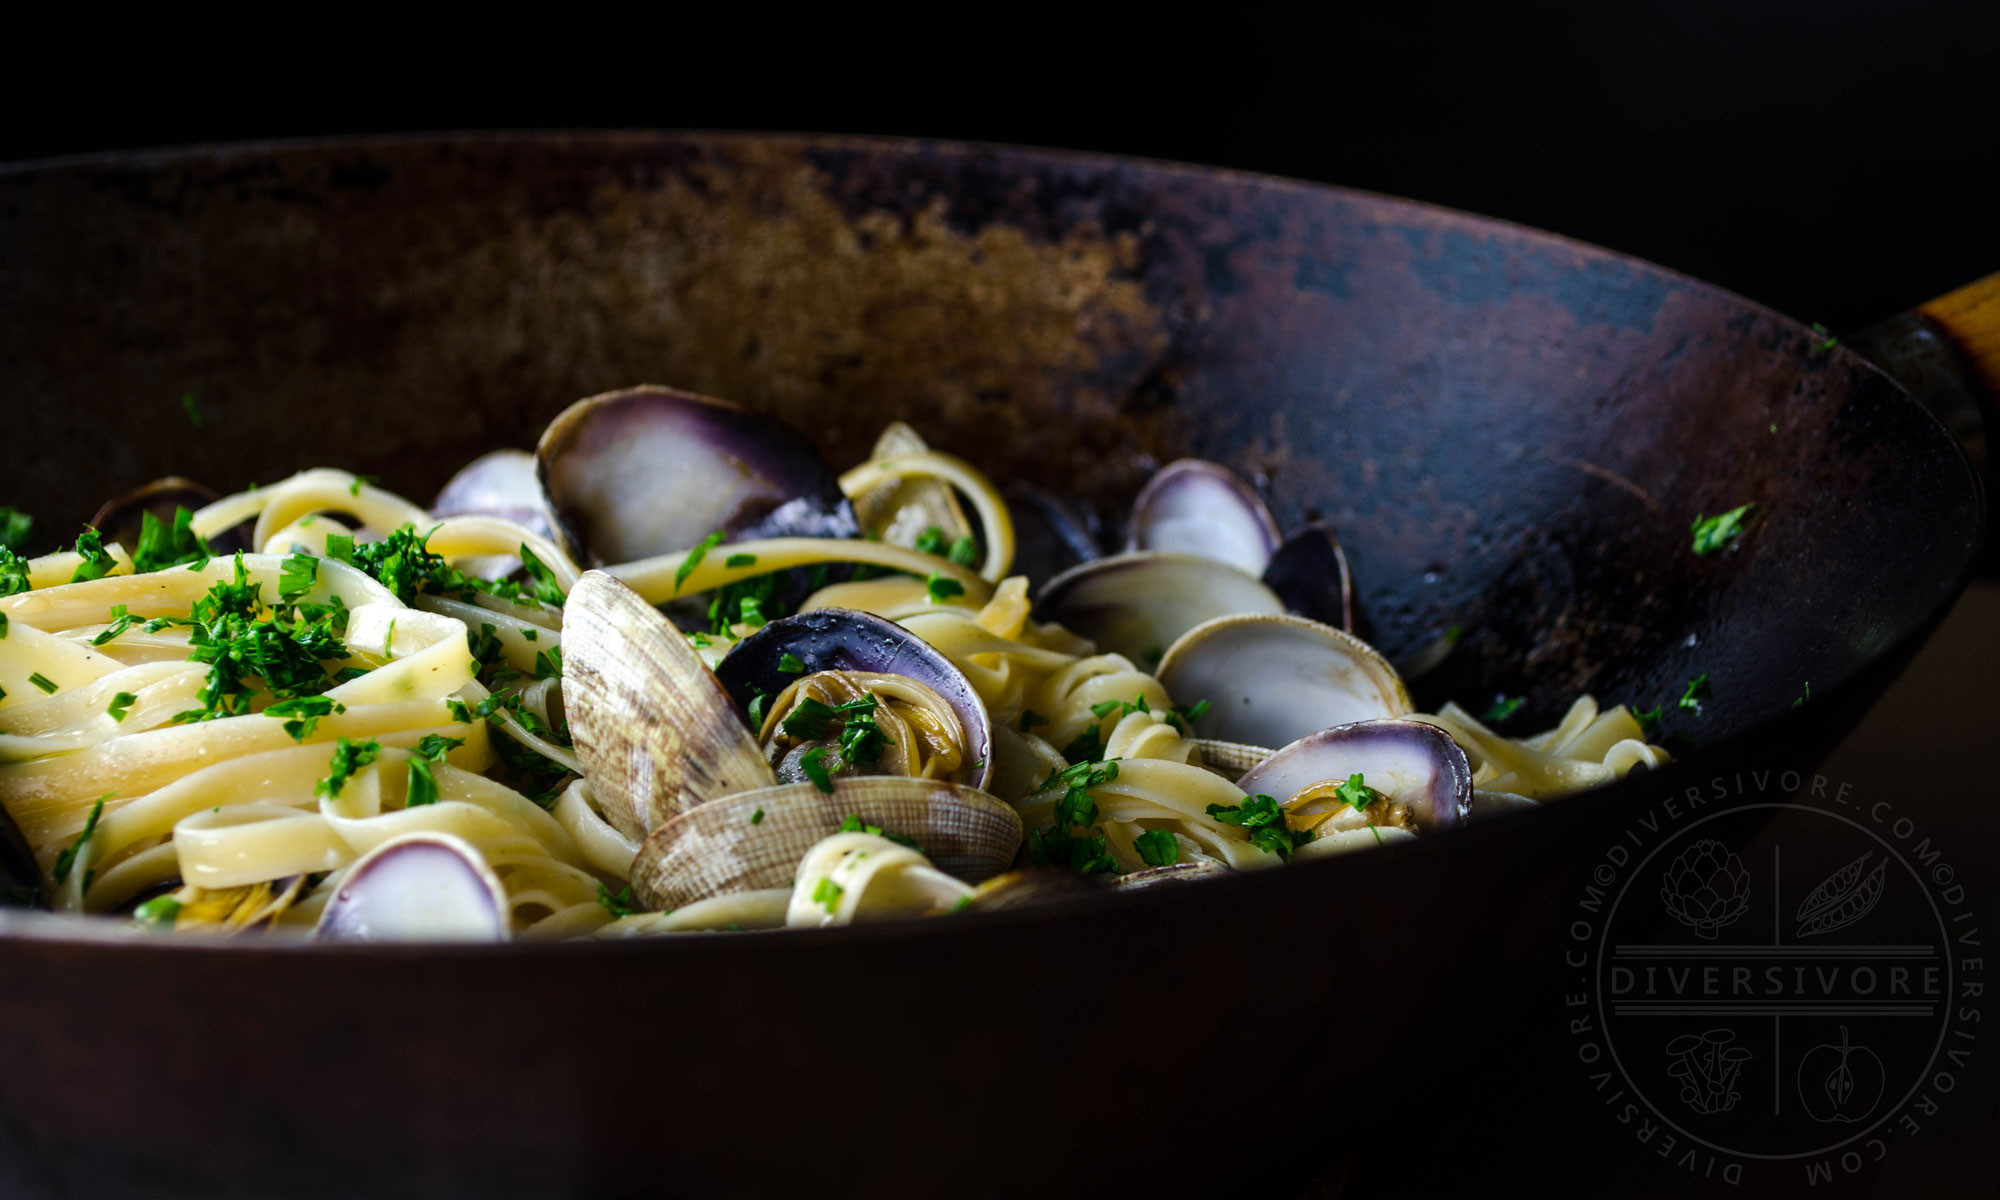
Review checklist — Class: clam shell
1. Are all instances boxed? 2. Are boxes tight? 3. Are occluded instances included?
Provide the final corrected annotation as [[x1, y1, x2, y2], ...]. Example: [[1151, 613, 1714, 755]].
[[432, 449, 558, 542], [1260, 523, 1355, 633], [1003, 481, 1101, 585], [851, 423, 973, 548], [1115, 858, 1233, 890], [965, 867, 1107, 912], [630, 778, 1022, 912], [1036, 551, 1285, 666], [1157, 613, 1412, 749], [1235, 719, 1473, 832], [1189, 738, 1276, 781], [316, 833, 510, 942], [537, 384, 855, 565], [563, 571, 775, 838], [714, 607, 994, 791], [1125, 458, 1281, 575]]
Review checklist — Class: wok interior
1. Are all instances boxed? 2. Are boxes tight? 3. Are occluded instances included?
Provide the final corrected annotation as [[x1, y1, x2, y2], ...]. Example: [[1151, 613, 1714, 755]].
[[0, 133, 1980, 740]]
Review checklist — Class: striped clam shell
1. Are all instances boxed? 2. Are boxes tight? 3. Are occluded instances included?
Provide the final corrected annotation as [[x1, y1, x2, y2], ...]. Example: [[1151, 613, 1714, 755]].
[[1189, 738, 1275, 782], [563, 571, 776, 839], [630, 777, 1023, 912]]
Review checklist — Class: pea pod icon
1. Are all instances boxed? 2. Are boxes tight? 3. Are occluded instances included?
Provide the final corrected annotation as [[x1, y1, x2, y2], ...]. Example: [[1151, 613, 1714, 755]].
[[1795, 852, 1888, 938]]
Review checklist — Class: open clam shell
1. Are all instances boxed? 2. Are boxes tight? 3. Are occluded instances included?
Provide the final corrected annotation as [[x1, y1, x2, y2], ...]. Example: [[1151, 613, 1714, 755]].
[[1036, 551, 1285, 667], [629, 778, 1023, 912], [1002, 481, 1101, 586], [432, 448, 558, 541], [90, 476, 250, 556], [315, 833, 510, 942], [964, 867, 1107, 912], [563, 570, 776, 838], [1125, 458, 1281, 575], [1260, 523, 1355, 633], [1115, 858, 1234, 890], [714, 608, 994, 791], [1235, 719, 1473, 832], [1157, 613, 1412, 749], [536, 384, 858, 565], [850, 423, 973, 549]]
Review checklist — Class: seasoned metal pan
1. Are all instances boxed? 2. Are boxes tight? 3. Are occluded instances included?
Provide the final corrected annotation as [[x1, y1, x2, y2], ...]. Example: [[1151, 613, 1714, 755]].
[[0, 134, 1988, 1198]]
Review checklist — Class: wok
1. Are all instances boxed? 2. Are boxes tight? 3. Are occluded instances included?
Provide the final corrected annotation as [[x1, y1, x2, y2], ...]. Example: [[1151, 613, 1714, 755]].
[[0, 134, 1989, 1198]]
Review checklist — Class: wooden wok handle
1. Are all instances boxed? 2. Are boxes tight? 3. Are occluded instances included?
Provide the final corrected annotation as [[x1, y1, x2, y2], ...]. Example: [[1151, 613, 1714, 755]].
[[1850, 272, 2000, 486]]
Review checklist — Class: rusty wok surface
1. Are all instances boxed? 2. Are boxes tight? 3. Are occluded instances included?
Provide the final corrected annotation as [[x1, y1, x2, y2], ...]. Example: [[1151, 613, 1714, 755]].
[[0, 133, 1983, 1199]]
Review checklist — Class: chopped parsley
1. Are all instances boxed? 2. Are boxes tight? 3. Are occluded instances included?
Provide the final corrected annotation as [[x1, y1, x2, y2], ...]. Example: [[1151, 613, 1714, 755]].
[[812, 876, 844, 914], [278, 552, 318, 600], [0, 546, 30, 598], [1018, 710, 1049, 731], [1810, 321, 1838, 351], [1633, 705, 1662, 735], [925, 572, 965, 603], [1690, 504, 1756, 556], [324, 524, 543, 610], [404, 757, 441, 807], [1061, 728, 1103, 764], [1678, 673, 1711, 712], [52, 795, 108, 885], [518, 544, 567, 607], [1334, 774, 1383, 811], [27, 672, 57, 694], [520, 628, 538, 642], [180, 394, 204, 428], [1134, 829, 1180, 866], [132, 508, 213, 574], [1165, 699, 1210, 732], [90, 604, 143, 645], [1793, 681, 1811, 709], [1481, 695, 1524, 724], [156, 555, 350, 723], [263, 695, 346, 742], [912, 526, 981, 568], [778, 652, 807, 675], [133, 894, 181, 927], [1206, 792, 1313, 861], [675, 530, 726, 594], [0, 611, 8, 639], [750, 807, 765, 825], [68, 529, 117, 583], [414, 734, 464, 761], [314, 737, 382, 799], [1028, 759, 1121, 874], [800, 746, 836, 793], [1089, 693, 1153, 722], [533, 646, 563, 680], [0, 506, 30, 551], [705, 569, 785, 633], [106, 692, 137, 723], [725, 553, 758, 568], [947, 535, 979, 567], [597, 882, 637, 918], [746, 692, 771, 727]]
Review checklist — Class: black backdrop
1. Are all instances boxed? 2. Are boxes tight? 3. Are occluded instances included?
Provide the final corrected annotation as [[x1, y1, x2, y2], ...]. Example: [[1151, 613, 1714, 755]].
[[7, 0, 1999, 330]]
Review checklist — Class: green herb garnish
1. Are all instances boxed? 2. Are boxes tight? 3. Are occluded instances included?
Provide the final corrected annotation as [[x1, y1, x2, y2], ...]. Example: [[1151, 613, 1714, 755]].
[[404, 758, 441, 807], [1792, 681, 1811, 709], [750, 807, 765, 825], [1678, 673, 1711, 712], [1206, 792, 1313, 860], [518, 544, 567, 608], [800, 746, 836, 793], [675, 530, 726, 595], [106, 692, 138, 723], [27, 672, 57, 694], [68, 529, 117, 583], [133, 894, 181, 928], [1019, 710, 1049, 731], [925, 573, 965, 602], [264, 695, 346, 742], [1481, 695, 1525, 724], [1690, 504, 1756, 556], [52, 795, 109, 885], [0, 507, 31, 551], [278, 552, 318, 600], [812, 876, 843, 914], [133, 508, 214, 574], [725, 553, 758, 568], [778, 652, 807, 675], [0, 546, 30, 598], [597, 882, 636, 918], [1135, 829, 1180, 866], [1335, 774, 1383, 811], [314, 737, 382, 799]]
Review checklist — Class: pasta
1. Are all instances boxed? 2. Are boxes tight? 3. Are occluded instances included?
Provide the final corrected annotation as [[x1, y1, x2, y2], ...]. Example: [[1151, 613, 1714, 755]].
[[0, 386, 1667, 940]]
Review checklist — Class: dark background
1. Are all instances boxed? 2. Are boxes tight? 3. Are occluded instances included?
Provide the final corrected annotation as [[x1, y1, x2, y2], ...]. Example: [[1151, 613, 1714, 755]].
[[7, 1, 1999, 332], [6, 3, 1996, 1196]]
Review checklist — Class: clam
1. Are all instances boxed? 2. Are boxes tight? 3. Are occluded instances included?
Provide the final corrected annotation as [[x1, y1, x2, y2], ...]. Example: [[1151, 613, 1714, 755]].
[[851, 423, 973, 549], [563, 571, 776, 838], [963, 867, 1107, 912], [315, 833, 510, 942], [1003, 481, 1101, 585], [1260, 523, 1355, 633], [628, 778, 1022, 912], [1114, 857, 1234, 890], [90, 477, 251, 556], [537, 384, 857, 565], [1036, 552, 1286, 667], [1235, 720, 1473, 833], [432, 448, 558, 542], [1188, 738, 1276, 781], [1125, 458, 1282, 575], [1156, 613, 1412, 749], [714, 608, 995, 791]]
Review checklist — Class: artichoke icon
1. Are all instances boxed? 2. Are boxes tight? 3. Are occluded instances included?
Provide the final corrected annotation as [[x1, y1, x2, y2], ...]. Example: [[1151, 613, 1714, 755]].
[[1660, 839, 1751, 938]]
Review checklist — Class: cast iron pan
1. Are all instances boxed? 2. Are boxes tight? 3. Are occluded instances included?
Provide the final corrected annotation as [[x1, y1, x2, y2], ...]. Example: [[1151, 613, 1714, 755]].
[[0, 134, 1989, 1199]]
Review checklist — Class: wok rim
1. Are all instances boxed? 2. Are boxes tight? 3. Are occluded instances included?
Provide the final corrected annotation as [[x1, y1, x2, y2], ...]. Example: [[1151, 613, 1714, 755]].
[[0, 129, 1983, 954]]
